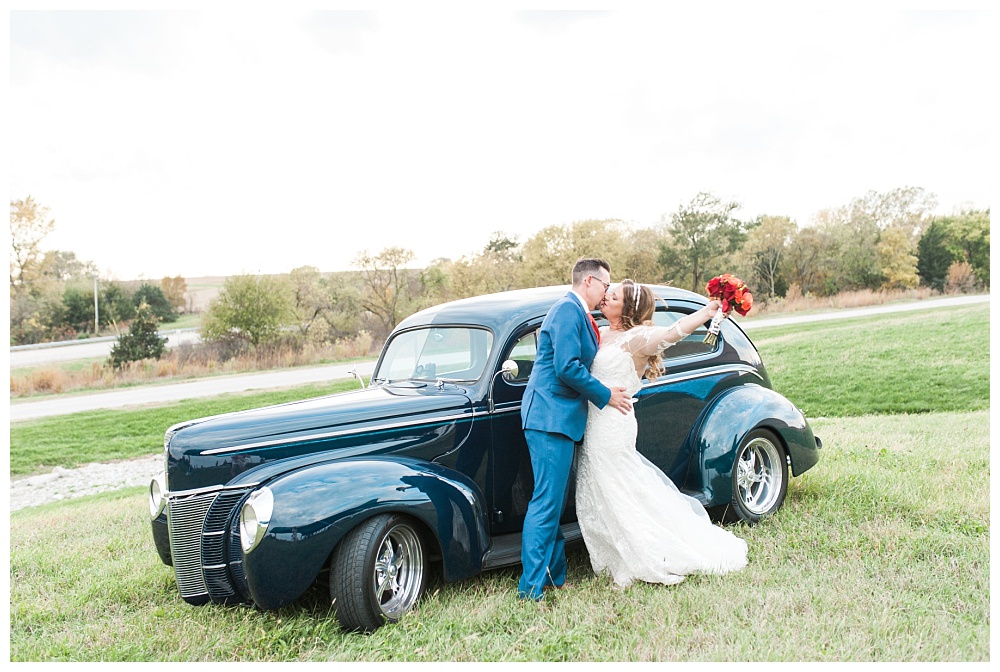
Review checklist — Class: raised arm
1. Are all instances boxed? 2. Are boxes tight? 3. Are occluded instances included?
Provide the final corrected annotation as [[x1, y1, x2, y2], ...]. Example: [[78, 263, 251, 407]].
[[620, 300, 722, 357]]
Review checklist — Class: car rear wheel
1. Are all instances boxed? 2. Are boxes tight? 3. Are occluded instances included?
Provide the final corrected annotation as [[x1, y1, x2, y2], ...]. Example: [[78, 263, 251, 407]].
[[330, 513, 427, 633], [730, 429, 788, 524]]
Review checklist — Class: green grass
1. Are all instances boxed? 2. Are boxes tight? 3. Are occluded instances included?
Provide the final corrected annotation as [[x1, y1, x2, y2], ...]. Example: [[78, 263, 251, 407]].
[[751, 303, 989, 417], [10, 410, 989, 661], [9, 380, 362, 477], [164, 313, 201, 330]]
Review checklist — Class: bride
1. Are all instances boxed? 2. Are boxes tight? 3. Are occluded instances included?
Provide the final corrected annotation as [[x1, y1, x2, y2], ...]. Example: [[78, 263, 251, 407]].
[[576, 279, 748, 587]]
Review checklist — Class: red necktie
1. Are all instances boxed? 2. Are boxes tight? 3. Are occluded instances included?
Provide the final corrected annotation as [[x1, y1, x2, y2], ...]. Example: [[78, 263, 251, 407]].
[[587, 313, 601, 345]]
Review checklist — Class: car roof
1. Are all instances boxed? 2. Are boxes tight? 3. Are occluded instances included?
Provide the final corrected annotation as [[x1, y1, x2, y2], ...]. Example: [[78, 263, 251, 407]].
[[395, 284, 709, 334]]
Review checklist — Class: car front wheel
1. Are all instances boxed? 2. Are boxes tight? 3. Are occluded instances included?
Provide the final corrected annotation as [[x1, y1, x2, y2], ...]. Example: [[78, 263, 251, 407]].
[[730, 428, 788, 523], [330, 513, 427, 633]]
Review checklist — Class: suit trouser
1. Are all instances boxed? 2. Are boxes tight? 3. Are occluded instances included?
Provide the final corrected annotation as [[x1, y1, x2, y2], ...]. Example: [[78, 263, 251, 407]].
[[518, 428, 574, 600]]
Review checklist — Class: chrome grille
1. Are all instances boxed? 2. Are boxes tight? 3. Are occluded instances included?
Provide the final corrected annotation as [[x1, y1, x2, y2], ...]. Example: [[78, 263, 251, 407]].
[[166, 488, 251, 604], [167, 492, 216, 599], [202, 490, 250, 602]]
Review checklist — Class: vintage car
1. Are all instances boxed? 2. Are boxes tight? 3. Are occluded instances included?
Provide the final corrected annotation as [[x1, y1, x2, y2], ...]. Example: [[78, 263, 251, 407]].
[[149, 285, 821, 631]]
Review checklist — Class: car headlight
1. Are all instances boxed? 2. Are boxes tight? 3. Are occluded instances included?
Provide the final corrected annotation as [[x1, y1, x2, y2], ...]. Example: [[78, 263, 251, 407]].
[[148, 471, 167, 520], [239, 487, 274, 554]]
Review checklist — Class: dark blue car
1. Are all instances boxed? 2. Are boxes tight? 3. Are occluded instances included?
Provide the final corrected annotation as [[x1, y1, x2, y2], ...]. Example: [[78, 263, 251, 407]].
[[149, 285, 821, 631]]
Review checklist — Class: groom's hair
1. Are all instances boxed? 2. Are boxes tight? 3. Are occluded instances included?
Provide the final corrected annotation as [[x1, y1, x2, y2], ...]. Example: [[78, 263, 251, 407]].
[[571, 257, 611, 285]]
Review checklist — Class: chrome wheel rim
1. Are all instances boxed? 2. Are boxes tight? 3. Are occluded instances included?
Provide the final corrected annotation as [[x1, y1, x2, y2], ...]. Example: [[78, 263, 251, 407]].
[[736, 436, 782, 516], [372, 523, 424, 620]]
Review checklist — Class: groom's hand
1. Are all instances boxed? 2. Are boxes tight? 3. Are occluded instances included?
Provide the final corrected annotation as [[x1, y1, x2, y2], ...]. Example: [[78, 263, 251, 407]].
[[608, 387, 633, 414]]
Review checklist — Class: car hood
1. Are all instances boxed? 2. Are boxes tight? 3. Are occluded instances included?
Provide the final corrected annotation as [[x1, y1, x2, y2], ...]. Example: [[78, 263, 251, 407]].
[[165, 382, 474, 493]]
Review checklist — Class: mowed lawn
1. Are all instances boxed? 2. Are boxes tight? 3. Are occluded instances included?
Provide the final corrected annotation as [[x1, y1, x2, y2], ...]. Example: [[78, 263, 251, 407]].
[[8, 303, 990, 661]]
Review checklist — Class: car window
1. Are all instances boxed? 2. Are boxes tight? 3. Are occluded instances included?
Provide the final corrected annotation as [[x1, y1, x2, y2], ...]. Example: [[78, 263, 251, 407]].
[[651, 308, 716, 359], [504, 330, 537, 383], [375, 327, 494, 382]]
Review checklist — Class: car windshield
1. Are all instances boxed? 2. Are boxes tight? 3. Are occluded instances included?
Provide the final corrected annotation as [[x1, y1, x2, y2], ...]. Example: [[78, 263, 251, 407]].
[[373, 326, 495, 383]]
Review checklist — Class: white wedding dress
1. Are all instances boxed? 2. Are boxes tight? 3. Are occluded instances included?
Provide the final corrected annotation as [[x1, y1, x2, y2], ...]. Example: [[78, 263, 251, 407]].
[[576, 327, 748, 587]]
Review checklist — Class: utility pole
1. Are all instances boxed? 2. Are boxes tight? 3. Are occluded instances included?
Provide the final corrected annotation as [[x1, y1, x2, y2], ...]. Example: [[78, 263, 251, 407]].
[[93, 273, 99, 335]]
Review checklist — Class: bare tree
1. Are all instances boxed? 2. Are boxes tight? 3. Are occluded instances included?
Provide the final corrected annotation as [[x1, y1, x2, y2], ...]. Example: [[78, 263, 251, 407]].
[[288, 265, 334, 339], [782, 224, 835, 296], [354, 247, 416, 340], [742, 216, 796, 299]]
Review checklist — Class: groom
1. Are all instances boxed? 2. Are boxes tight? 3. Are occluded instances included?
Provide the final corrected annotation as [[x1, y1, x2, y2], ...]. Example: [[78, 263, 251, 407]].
[[518, 257, 633, 601]]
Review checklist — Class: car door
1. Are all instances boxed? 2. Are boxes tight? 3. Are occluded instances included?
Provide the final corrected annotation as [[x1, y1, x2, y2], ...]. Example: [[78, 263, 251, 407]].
[[486, 323, 560, 536], [634, 305, 720, 489]]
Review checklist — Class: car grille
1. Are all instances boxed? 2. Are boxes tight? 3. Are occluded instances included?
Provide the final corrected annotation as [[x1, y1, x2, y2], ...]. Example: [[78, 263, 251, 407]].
[[167, 488, 250, 604]]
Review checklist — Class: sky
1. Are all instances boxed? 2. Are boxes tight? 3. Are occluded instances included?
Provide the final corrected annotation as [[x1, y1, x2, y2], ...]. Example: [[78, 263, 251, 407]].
[[7, 5, 994, 281]]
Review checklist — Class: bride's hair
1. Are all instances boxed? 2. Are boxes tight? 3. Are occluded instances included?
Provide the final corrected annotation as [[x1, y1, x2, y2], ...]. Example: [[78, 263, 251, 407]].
[[619, 279, 665, 381]]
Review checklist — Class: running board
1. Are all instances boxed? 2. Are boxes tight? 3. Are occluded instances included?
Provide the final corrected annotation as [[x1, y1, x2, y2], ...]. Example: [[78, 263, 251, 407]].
[[481, 523, 583, 570]]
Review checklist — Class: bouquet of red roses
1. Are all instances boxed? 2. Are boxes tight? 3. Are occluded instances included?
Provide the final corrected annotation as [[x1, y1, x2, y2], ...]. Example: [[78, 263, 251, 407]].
[[703, 274, 753, 345]]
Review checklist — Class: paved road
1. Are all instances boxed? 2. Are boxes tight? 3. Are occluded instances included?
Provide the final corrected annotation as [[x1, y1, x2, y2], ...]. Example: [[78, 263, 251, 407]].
[[738, 294, 988, 329], [10, 361, 377, 421], [9, 294, 987, 421], [10, 329, 201, 368]]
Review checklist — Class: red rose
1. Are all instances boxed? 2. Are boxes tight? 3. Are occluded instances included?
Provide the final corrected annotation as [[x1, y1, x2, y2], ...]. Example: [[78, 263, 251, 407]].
[[704, 273, 751, 344]]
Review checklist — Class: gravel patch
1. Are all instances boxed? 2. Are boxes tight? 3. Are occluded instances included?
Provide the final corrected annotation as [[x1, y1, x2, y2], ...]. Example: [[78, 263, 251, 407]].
[[10, 454, 163, 511]]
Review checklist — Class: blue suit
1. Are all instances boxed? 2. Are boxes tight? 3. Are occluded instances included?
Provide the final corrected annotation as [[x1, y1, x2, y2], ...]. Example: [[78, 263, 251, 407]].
[[518, 292, 612, 600]]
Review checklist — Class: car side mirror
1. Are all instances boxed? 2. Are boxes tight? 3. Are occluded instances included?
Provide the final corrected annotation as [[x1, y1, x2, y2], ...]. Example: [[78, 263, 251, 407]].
[[489, 360, 520, 413]]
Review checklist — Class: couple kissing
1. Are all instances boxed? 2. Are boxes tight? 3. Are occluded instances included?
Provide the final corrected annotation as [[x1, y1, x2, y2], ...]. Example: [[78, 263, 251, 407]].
[[518, 258, 748, 601]]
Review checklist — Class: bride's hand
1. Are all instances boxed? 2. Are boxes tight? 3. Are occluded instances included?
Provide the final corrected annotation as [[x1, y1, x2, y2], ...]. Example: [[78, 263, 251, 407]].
[[706, 299, 723, 317]]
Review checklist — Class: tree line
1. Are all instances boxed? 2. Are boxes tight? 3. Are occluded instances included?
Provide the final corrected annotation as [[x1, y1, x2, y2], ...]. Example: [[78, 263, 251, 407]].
[[9, 188, 990, 360], [10, 197, 188, 346]]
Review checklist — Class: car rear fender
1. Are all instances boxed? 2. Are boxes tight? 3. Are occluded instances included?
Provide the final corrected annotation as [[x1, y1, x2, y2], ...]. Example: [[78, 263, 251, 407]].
[[240, 456, 490, 610], [688, 384, 818, 506]]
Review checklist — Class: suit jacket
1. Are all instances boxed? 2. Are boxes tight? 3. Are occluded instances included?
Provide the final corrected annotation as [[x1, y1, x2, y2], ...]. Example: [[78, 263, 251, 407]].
[[521, 292, 612, 442]]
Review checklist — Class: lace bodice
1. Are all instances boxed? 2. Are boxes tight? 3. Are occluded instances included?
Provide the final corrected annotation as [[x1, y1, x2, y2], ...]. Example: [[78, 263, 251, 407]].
[[585, 327, 671, 449], [590, 341, 643, 397], [594, 325, 680, 387]]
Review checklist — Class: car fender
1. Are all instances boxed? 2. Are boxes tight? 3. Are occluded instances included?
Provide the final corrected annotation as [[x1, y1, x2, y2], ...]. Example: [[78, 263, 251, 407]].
[[690, 384, 819, 506], [240, 456, 490, 610]]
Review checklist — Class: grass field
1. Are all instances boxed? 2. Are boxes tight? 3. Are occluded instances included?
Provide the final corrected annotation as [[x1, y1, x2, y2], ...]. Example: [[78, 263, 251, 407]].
[[9, 380, 361, 477], [752, 302, 990, 417], [8, 302, 991, 661]]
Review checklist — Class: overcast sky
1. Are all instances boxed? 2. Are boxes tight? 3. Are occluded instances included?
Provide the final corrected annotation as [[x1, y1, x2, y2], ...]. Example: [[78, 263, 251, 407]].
[[8, 6, 993, 281]]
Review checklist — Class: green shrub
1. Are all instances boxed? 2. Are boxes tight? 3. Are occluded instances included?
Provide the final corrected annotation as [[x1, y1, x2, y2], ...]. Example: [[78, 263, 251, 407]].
[[201, 274, 292, 348], [133, 283, 178, 323], [108, 302, 167, 368]]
